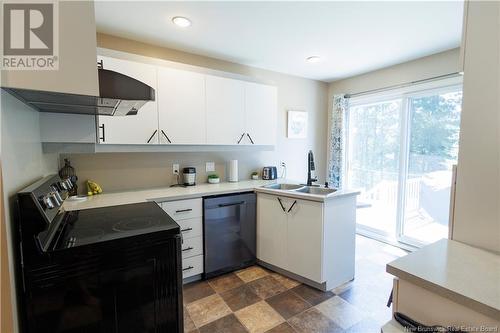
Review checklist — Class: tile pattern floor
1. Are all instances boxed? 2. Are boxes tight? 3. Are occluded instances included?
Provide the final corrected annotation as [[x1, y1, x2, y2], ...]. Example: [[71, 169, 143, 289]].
[[183, 235, 407, 333]]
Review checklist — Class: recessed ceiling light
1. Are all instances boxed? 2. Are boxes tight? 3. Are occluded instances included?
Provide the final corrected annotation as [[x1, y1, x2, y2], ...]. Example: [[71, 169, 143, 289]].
[[306, 56, 321, 63], [172, 16, 191, 28]]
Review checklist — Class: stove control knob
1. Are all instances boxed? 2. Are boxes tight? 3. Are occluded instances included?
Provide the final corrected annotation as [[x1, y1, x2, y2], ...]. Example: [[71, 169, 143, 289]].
[[48, 192, 62, 207], [41, 195, 55, 210], [53, 191, 63, 203]]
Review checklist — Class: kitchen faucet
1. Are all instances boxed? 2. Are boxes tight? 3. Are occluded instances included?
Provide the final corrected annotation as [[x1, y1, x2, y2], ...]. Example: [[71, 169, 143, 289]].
[[307, 150, 318, 186]]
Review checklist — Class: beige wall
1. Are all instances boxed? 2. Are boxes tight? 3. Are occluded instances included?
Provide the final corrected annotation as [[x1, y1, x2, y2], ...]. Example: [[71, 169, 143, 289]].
[[329, 48, 460, 96], [64, 34, 329, 193], [1, 91, 59, 332], [452, 1, 500, 253]]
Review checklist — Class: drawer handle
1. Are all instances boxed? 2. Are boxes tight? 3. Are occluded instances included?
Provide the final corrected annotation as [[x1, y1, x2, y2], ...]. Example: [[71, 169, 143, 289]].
[[175, 208, 193, 213], [181, 227, 193, 232], [182, 247, 194, 252], [183, 266, 194, 271], [287, 200, 297, 213]]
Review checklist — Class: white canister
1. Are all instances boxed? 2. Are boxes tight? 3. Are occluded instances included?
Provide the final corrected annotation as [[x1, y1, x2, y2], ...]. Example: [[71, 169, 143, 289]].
[[228, 160, 238, 182]]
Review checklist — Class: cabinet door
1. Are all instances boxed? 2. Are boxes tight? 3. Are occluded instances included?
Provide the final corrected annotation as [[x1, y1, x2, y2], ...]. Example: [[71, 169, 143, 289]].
[[256, 194, 288, 269], [244, 82, 277, 145], [157, 67, 206, 144], [97, 56, 159, 145], [287, 199, 323, 282], [206, 75, 245, 144]]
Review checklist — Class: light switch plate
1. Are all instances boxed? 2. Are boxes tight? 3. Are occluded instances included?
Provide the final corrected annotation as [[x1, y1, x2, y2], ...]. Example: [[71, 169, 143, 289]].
[[173, 163, 179, 175], [206, 162, 215, 172]]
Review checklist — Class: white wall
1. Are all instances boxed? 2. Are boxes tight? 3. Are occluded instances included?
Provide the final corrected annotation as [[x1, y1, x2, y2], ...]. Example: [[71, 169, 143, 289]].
[[0, 91, 59, 332], [62, 34, 328, 193], [452, 1, 500, 253]]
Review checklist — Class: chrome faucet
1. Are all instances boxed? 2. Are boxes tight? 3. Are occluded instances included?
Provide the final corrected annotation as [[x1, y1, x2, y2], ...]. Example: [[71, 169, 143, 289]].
[[307, 150, 318, 186]]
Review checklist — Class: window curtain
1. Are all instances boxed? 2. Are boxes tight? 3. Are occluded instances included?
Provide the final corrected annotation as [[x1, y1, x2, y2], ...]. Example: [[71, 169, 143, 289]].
[[327, 94, 348, 189]]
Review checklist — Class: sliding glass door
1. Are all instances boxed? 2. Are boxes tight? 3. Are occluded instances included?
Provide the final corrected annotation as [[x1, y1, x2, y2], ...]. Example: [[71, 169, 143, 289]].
[[347, 98, 402, 237], [400, 89, 462, 246], [346, 84, 462, 247]]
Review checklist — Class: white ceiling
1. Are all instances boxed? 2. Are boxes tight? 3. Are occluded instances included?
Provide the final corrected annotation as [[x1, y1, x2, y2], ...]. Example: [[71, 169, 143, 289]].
[[95, 1, 464, 82]]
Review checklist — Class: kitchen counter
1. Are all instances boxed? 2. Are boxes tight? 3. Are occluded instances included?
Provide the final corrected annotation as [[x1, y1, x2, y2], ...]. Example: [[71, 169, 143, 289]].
[[63, 180, 360, 211], [387, 239, 500, 320], [254, 186, 360, 202], [63, 179, 275, 211]]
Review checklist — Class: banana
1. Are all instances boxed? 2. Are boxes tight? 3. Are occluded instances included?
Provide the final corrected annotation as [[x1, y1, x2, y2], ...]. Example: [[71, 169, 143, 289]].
[[86, 180, 103, 195]]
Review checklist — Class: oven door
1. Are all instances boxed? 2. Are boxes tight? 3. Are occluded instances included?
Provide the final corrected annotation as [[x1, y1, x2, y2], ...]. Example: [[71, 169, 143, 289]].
[[24, 260, 158, 333]]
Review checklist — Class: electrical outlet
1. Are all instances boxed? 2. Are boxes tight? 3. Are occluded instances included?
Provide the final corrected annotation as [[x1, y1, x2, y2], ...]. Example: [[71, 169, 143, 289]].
[[173, 164, 179, 175], [206, 162, 215, 172]]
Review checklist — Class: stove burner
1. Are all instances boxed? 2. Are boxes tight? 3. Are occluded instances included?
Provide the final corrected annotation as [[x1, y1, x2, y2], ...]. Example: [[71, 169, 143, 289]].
[[112, 217, 160, 232]]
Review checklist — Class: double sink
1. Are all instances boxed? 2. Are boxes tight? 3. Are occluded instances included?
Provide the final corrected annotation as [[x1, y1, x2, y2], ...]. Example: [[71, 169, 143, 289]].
[[263, 183, 337, 196]]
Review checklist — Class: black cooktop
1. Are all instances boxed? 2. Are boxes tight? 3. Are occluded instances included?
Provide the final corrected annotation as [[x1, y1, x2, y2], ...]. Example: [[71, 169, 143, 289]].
[[55, 202, 179, 249]]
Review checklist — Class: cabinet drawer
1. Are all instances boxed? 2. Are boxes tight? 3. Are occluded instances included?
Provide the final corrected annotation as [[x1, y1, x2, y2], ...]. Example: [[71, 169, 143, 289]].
[[178, 217, 202, 239], [161, 198, 202, 220], [182, 255, 203, 279], [181, 236, 203, 259]]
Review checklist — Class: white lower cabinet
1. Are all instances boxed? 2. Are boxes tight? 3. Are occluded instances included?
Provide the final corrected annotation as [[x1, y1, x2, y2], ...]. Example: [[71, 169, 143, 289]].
[[159, 198, 204, 280], [256, 192, 356, 290], [182, 255, 204, 279], [256, 194, 288, 269], [286, 199, 323, 283]]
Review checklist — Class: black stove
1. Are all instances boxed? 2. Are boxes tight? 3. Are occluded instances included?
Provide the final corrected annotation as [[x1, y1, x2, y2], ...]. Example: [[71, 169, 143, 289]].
[[55, 202, 179, 249], [14, 175, 183, 333]]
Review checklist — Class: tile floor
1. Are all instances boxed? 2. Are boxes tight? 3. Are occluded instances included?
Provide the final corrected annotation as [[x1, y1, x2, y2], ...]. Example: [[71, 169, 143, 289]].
[[183, 235, 408, 333]]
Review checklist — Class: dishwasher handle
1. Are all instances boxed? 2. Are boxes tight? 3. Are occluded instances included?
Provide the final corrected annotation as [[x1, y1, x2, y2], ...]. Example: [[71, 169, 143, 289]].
[[218, 201, 245, 208]]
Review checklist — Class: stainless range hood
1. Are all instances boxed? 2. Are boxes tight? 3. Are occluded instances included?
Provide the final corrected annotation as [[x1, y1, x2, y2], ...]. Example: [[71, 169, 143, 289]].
[[2, 64, 155, 116]]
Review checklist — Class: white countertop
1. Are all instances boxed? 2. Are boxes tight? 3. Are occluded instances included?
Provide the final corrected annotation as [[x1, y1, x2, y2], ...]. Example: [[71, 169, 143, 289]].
[[387, 239, 500, 319], [63, 179, 274, 211], [63, 180, 360, 211], [254, 186, 360, 202]]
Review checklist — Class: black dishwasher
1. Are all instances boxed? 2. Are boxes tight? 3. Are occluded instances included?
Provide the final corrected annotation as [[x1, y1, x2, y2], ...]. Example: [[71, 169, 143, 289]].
[[203, 192, 256, 278]]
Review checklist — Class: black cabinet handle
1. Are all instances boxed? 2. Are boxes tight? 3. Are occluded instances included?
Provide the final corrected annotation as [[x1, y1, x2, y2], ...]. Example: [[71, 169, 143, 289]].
[[175, 208, 192, 213], [182, 247, 194, 252], [181, 227, 193, 232], [182, 266, 194, 271], [237, 133, 245, 144], [277, 197, 286, 212], [99, 124, 105, 142], [287, 200, 297, 213], [218, 201, 245, 208], [147, 130, 158, 143], [246, 133, 255, 144], [161, 130, 172, 143]]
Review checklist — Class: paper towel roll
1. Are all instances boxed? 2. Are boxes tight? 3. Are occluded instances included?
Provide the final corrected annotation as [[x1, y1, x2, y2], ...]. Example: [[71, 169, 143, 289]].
[[228, 160, 238, 182]]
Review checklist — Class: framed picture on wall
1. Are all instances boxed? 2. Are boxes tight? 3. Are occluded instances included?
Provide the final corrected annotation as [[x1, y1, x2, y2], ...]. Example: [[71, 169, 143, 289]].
[[287, 110, 308, 138]]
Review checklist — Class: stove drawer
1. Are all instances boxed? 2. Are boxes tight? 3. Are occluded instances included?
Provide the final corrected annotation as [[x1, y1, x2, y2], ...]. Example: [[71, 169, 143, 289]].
[[181, 236, 203, 259], [182, 255, 203, 279], [161, 198, 202, 221], [178, 217, 202, 239]]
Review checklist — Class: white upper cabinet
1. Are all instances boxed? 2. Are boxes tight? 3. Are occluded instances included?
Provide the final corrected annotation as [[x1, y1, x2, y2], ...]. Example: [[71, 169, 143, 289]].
[[157, 67, 206, 144], [41, 52, 277, 148], [244, 82, 277, 145], [97, 55, 159, 145], [206, 75, 246, 145]]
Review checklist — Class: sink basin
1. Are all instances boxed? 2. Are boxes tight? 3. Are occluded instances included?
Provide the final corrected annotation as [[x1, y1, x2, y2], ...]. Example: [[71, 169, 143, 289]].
[[264, 183, 305, 190], [294, 187, 337, 195]]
